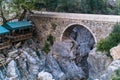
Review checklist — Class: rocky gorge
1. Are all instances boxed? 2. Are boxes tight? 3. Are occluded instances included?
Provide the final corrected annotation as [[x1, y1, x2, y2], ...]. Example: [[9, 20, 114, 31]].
[[0, 26, 120, 80]]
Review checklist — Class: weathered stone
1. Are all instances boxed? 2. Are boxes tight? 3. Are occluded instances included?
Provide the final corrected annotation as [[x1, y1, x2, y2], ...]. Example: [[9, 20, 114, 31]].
[[29, 12, 117, 43], [8, 50, 18, 58], [6, 60, 20, 80], [15, 42, 21, 48], [87, 48, 112, 80], [51, 42, 85, 79], [37, 71, 55, 80], [110, 44, 120, 60], [70, 26, 95, 57], [45, 54, 66, 80], [100, 60, 120, 80]]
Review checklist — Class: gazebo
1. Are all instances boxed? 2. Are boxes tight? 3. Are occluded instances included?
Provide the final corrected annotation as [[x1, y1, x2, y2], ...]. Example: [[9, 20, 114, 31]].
[[3, 20, 33, 42], [0, 25, 10, 50]]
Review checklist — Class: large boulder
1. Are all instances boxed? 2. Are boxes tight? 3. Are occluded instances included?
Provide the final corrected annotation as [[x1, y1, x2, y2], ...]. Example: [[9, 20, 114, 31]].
[[87, 48, 112, 80], [100, 60, 120, 80], [51, 42, 85, 80], [37, 71, 54, 80], [110, 44, 120, 60]]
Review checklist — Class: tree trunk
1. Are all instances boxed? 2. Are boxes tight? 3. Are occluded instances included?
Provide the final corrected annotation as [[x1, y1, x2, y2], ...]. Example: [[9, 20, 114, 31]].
[[18, 9, 27, 21]]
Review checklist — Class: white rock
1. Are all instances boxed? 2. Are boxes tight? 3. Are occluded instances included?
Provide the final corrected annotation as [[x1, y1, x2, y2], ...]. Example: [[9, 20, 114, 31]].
[[37, 71, 54, 80], [8, 50, 18, 58], [110, 44, 120, 60], [6, 60, 20, 79]]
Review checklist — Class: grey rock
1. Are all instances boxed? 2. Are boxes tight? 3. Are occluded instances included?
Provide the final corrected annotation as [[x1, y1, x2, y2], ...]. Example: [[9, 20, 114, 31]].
[[100, 60, 120, 80], [70, 26, 95, 57], [0, 69, 6, 80], [6, 60, 20, 80], [51, 42, 85, 80], [87, 48, 112, 80], [37, 71, 54, 80], [45, 54, 66, 80]]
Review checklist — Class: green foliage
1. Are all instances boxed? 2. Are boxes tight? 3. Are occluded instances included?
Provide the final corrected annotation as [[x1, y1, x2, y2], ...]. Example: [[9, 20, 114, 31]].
[[47, 34, 54, 46], [80, 0, 107, 14], [42, 34, 55, 53], [96, 23, 120, 54], [35, 50, 40, 57], [56, 0, 81, 13], [42, 42, 50, 53], [111, 68, 120, 80], [51, 22, 57, 30]]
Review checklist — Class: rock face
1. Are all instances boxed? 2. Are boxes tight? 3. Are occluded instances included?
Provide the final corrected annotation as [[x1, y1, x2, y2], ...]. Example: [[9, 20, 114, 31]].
[[110, 44, 120, 60], [51, 42, 85, 80], [87, 48, 112, 80], [100, 60, 120, 80], [70, 26, 95, 57], [45, 54, 66, 80]]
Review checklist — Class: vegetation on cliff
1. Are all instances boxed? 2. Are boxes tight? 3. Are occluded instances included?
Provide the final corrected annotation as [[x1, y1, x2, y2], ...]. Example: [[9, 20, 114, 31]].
[[96, 23, 120, 55]]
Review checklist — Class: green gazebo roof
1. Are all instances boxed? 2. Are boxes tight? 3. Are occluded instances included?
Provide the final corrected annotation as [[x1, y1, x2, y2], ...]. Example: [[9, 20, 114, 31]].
[[0, 25, 9, 35], [4, 21, 32, 30]]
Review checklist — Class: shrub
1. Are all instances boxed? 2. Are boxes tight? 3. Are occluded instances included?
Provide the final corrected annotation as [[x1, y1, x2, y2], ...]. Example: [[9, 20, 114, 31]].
[[47, 34, 55, 46], [35, 50, 40, 57], [96, 23, 120, 54], [42, 42, 50, 53], [51, 22, 57, 30], [111, 68, 120, 80]]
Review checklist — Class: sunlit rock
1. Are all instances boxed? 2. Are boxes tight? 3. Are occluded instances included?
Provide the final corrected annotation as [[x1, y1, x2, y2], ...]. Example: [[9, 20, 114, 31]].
[[37, 71, 55, 80], [110, 44, 120, 60]]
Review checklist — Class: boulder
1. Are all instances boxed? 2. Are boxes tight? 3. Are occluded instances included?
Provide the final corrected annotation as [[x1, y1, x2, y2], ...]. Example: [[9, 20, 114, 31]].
[[37, 71, 55, 80], [6, 60, 20, 80], [100, 60, 120, 80], [51, 42, 85, 79], [87, 48, 112, 80], [110, 44, 120, 60]]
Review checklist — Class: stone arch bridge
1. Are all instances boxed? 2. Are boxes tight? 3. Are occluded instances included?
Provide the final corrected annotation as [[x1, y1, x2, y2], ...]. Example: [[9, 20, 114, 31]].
[[29, 11, 120, 44]]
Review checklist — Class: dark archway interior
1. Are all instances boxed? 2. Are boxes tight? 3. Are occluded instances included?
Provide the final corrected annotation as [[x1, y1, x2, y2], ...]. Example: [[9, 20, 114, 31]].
[[62, 24, 95, 49]]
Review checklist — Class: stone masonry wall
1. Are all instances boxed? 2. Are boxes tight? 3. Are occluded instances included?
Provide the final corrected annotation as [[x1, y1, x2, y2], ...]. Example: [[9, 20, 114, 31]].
[[29, 12, 119, 44]]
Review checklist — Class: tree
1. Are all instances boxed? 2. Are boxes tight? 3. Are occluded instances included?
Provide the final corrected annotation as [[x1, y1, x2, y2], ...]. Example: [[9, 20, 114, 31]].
[[80, 0, 107, 14], [55, 0, 81, 13], [0, 0, 40, 24]]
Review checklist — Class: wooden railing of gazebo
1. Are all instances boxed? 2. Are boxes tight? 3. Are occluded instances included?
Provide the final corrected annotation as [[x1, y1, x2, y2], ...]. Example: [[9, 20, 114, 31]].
[[0, 40, 10, 50], [11, 33, 32, 42]]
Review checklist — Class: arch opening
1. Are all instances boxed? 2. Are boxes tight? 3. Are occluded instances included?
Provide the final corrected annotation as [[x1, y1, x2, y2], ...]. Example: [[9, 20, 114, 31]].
[[60, 24, 96, 78], [61, 24, 96, 49]]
